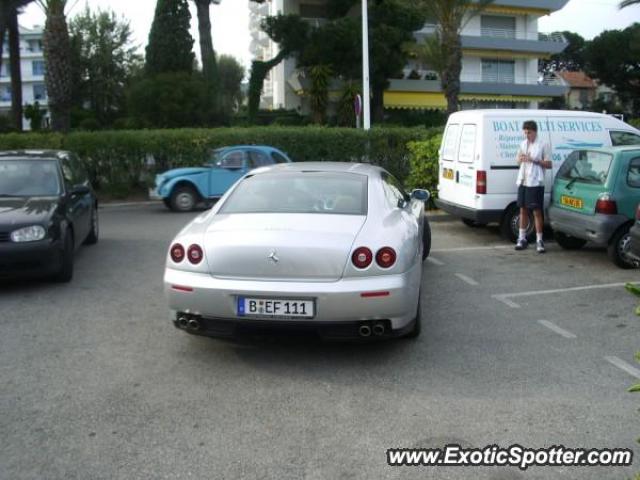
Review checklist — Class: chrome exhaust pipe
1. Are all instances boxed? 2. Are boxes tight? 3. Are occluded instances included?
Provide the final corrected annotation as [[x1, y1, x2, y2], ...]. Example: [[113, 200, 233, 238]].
[[372, 322, 385, 336], [358, 325, 372, 337], [177, 315, 188, 328], [187, 318, 200, 331]]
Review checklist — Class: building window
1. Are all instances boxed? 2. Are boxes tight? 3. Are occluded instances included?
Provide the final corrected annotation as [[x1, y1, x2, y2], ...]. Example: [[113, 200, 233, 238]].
[[481, 15, 516, 39], [33, 84, 47, 101], [0, 85, 11, 102], [27, 39, 43, 53], [32, 60, 46, 76], [482, 59, 515, 83], [0, 63, 9, 77]]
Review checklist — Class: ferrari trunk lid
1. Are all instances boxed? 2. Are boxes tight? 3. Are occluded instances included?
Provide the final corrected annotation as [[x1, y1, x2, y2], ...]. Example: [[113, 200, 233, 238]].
[[204, 213, 366, 281]]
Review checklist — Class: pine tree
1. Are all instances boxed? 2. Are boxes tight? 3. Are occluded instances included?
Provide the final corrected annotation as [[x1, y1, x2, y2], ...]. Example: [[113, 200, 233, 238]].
[[146, 0, 195, 75]]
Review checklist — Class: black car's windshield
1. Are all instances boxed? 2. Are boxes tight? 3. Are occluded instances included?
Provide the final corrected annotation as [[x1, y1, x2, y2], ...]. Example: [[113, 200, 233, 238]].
[[557, 150, 613, 185], [0, 159, 61, 196], [220, 172, 368, 215]]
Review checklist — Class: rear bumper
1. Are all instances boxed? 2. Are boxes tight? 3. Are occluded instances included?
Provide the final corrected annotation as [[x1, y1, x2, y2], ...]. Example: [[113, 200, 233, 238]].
[[548, 206, 627, 246], [434, 198, 503, 224], [0, 238, 63, 278], [628, 223, 640, 261], [164, 263, 422, 336]]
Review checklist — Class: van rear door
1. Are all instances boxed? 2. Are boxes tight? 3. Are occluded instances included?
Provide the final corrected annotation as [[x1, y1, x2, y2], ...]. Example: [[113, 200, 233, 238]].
[[438, 122, 479, 209], [438, 123, 460, 203]]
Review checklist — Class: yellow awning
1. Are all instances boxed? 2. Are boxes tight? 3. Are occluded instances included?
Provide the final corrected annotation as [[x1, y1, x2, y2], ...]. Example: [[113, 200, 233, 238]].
[[384, 91, 551, 109], [484, 5, 550, 16], [463, 49, 551, 60]]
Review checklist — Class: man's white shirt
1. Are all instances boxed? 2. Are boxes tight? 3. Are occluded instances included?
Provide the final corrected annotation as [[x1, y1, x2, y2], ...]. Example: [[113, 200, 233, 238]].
[[516, 137, 551, 187]]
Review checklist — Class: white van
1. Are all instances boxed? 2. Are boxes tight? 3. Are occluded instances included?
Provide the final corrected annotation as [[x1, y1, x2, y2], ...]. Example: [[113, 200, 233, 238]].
[[434, 109, 640, 241]]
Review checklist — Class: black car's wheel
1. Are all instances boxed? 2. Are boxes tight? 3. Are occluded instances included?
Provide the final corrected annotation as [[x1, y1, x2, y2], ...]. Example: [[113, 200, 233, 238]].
[[84, 206, 99, 245], [554, 231, 586, 250], [422, 218, 432, 260], [608, 224, 638, 269], [170, 185, 198, 212], [54, 230, 74, 283], [501, 204, 534, 243], [405, 296, 422, 339], [462, 218, 486, 228]]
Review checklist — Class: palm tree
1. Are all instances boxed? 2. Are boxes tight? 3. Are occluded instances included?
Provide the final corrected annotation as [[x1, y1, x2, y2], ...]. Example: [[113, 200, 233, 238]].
[[36, 0, 72, 132], [191, 0, 222, 120], [619, 0, 640, 7], [417, 0, 494, 115]]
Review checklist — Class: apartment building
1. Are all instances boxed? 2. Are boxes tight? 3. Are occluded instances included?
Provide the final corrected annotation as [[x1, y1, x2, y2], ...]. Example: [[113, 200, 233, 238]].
[[0, 26, 49, 130], [249, 0, 570, 112]]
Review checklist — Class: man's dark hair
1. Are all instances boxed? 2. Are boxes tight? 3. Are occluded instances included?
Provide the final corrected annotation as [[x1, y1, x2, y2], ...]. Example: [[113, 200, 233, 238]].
[[522, 120, 538, 131]]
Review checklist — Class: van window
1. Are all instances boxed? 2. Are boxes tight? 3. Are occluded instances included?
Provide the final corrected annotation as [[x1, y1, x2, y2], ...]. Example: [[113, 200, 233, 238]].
[[442, 124, 460, 161], [557, 150, 613, 185], [610, 131, 640, 146], [458, 124, 477, 164], [628, 158, 640, 188]]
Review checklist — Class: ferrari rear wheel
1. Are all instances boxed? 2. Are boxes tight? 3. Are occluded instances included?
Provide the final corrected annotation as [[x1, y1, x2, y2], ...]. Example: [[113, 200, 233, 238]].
[[405, 296, 422, 339], [422, 219, 431, 260]]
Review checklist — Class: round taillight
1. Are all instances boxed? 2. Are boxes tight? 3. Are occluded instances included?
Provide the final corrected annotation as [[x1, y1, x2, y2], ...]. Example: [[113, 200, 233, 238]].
[[170, 243, 185, 263], [376, 247, 397, 268], [187, 244, 203, 264], [352, 247, 373, 269]]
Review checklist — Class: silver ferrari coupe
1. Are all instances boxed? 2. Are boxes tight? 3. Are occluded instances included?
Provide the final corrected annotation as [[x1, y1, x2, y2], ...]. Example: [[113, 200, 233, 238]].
[[164, 162, 431, 340]]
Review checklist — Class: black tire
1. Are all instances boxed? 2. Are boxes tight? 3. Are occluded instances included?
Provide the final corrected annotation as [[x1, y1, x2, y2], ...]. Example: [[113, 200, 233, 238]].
[[422, 218, 432, 260], [462, 218, 486, 228], [608, 224, 638, 269], [554, 231, 586, 250], [501, 204, 534, 243], [54, 230, 74, 283], [405, 296, 421, 339], [169, 185, 198, 212], [84, 206, 99, 245]]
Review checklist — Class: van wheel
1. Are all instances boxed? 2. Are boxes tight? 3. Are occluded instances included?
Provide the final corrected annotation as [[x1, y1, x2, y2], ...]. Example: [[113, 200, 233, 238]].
[[170, 185, 198, 212], [422, 218, 431, 260], [554, 231, 586, 250], [608, 225, 638, 269], [462, 219, 486, 228], [501, 205, 534, 243]]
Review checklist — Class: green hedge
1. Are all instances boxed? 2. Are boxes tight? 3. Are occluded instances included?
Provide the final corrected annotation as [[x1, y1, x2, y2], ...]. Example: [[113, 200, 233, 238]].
[[405, 133, 443, 206], [0, 126, 441, 196]]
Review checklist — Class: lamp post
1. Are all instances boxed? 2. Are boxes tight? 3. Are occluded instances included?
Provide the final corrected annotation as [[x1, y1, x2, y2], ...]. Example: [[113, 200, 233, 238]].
[[362, 0, 371, 130]]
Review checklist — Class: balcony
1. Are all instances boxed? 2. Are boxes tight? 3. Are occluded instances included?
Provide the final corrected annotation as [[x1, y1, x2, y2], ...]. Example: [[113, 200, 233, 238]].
[[485, 0, 570, 11], [462, 30, 567, 55]]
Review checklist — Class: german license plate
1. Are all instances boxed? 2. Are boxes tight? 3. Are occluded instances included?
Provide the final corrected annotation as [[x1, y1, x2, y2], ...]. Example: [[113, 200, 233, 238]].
[[443, 168, 454, 180], [237, 297, 315, 319], [560, 195, 583, 209]]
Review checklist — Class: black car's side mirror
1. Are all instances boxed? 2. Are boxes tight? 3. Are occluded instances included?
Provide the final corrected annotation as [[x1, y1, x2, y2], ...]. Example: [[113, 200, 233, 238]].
[[71, 185, 91, 196]]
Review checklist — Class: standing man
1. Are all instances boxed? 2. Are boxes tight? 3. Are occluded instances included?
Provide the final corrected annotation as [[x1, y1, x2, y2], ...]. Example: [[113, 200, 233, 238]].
[[515, 120, 552, 253]]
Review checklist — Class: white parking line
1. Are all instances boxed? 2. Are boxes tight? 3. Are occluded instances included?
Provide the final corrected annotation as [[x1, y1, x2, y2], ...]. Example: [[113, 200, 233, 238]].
[[432, 245, 511, 253], [427, 257, 445, 266], [537, 320, 577, 339], [455, 273, 479, 286], [492, 282, 638, 309], [604, 356, 640, 380]]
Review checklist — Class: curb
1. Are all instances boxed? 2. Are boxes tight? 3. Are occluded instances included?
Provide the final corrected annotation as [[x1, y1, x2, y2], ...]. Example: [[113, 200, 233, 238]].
[[99, 200, 157, 209]]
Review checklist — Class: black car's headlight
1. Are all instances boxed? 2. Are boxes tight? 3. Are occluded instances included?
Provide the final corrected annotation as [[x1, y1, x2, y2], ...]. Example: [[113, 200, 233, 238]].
[[11, 225, 46, 242]]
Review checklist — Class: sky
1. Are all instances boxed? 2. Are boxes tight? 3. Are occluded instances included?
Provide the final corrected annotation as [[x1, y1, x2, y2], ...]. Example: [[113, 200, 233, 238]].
[[18, 0, 640, 71]]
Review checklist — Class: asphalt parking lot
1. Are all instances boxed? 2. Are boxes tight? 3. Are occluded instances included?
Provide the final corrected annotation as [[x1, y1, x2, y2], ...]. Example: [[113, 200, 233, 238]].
[[1, 204, 638, 480]]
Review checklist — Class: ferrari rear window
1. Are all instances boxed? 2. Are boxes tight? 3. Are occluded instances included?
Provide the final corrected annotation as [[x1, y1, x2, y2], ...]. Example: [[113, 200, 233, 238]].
[[220, 172, 368, 215]]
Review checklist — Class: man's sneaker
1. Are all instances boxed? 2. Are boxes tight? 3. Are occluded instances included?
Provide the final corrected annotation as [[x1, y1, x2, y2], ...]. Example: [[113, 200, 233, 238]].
[[515, 238, 528, 250], [537, 240, 546, 254]]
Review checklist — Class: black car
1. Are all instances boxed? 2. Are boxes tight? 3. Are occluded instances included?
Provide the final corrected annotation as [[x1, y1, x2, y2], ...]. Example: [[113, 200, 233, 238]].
[[629, 203, 640, 263], [0, 150, 98, 282]]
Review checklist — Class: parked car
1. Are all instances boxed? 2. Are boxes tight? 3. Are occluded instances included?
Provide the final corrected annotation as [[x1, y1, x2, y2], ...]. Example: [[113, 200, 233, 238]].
[[435, 109, 640, 242], [163, 162, 431, 340], [150, 145, 293, 212], [0, 150, 99, 282], [548, 146, 640, 269], [627, 203, 640, 262]]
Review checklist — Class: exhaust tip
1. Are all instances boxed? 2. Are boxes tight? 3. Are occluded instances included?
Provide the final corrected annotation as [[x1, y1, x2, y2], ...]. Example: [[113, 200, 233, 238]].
[[372, 322, 385, 336], [177, 315, 188, 328], [358, 325, 372, 337], [187, 318, 201, 331]]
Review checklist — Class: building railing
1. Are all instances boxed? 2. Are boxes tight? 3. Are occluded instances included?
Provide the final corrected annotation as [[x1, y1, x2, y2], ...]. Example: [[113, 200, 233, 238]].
[[418, 24, 566, 43], [396, 69, 564, 86]]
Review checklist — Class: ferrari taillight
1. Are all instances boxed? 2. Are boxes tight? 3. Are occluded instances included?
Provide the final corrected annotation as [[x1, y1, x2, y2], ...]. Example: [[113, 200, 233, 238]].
[[187, 244, 203, 264], [170, 243, 185, 263], [352, 247, 373, 269], [375, 247, 397, 268]]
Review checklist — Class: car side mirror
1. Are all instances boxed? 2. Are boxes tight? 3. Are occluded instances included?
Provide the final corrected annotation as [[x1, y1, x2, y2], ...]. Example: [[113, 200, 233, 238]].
[[71, 184, 91, 196], [411, 189, 430, 203]]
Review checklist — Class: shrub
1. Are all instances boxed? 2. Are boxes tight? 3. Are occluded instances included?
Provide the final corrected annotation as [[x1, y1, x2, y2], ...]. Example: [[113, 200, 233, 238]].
[[0, 126, 440, 196], [405, 132, 443, 206], [628, 118, 640, 130]]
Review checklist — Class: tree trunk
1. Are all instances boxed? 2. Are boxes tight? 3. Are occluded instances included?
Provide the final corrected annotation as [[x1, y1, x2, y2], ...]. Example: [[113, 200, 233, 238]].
[[441, 29, 462, 116], [195, 0, 219, 116], [371, 86, 385, 123], [0, 7, 7, 77], [43, 6, 73, 132], [247, 50, 287, 124], [8, 5, 23, 131]]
